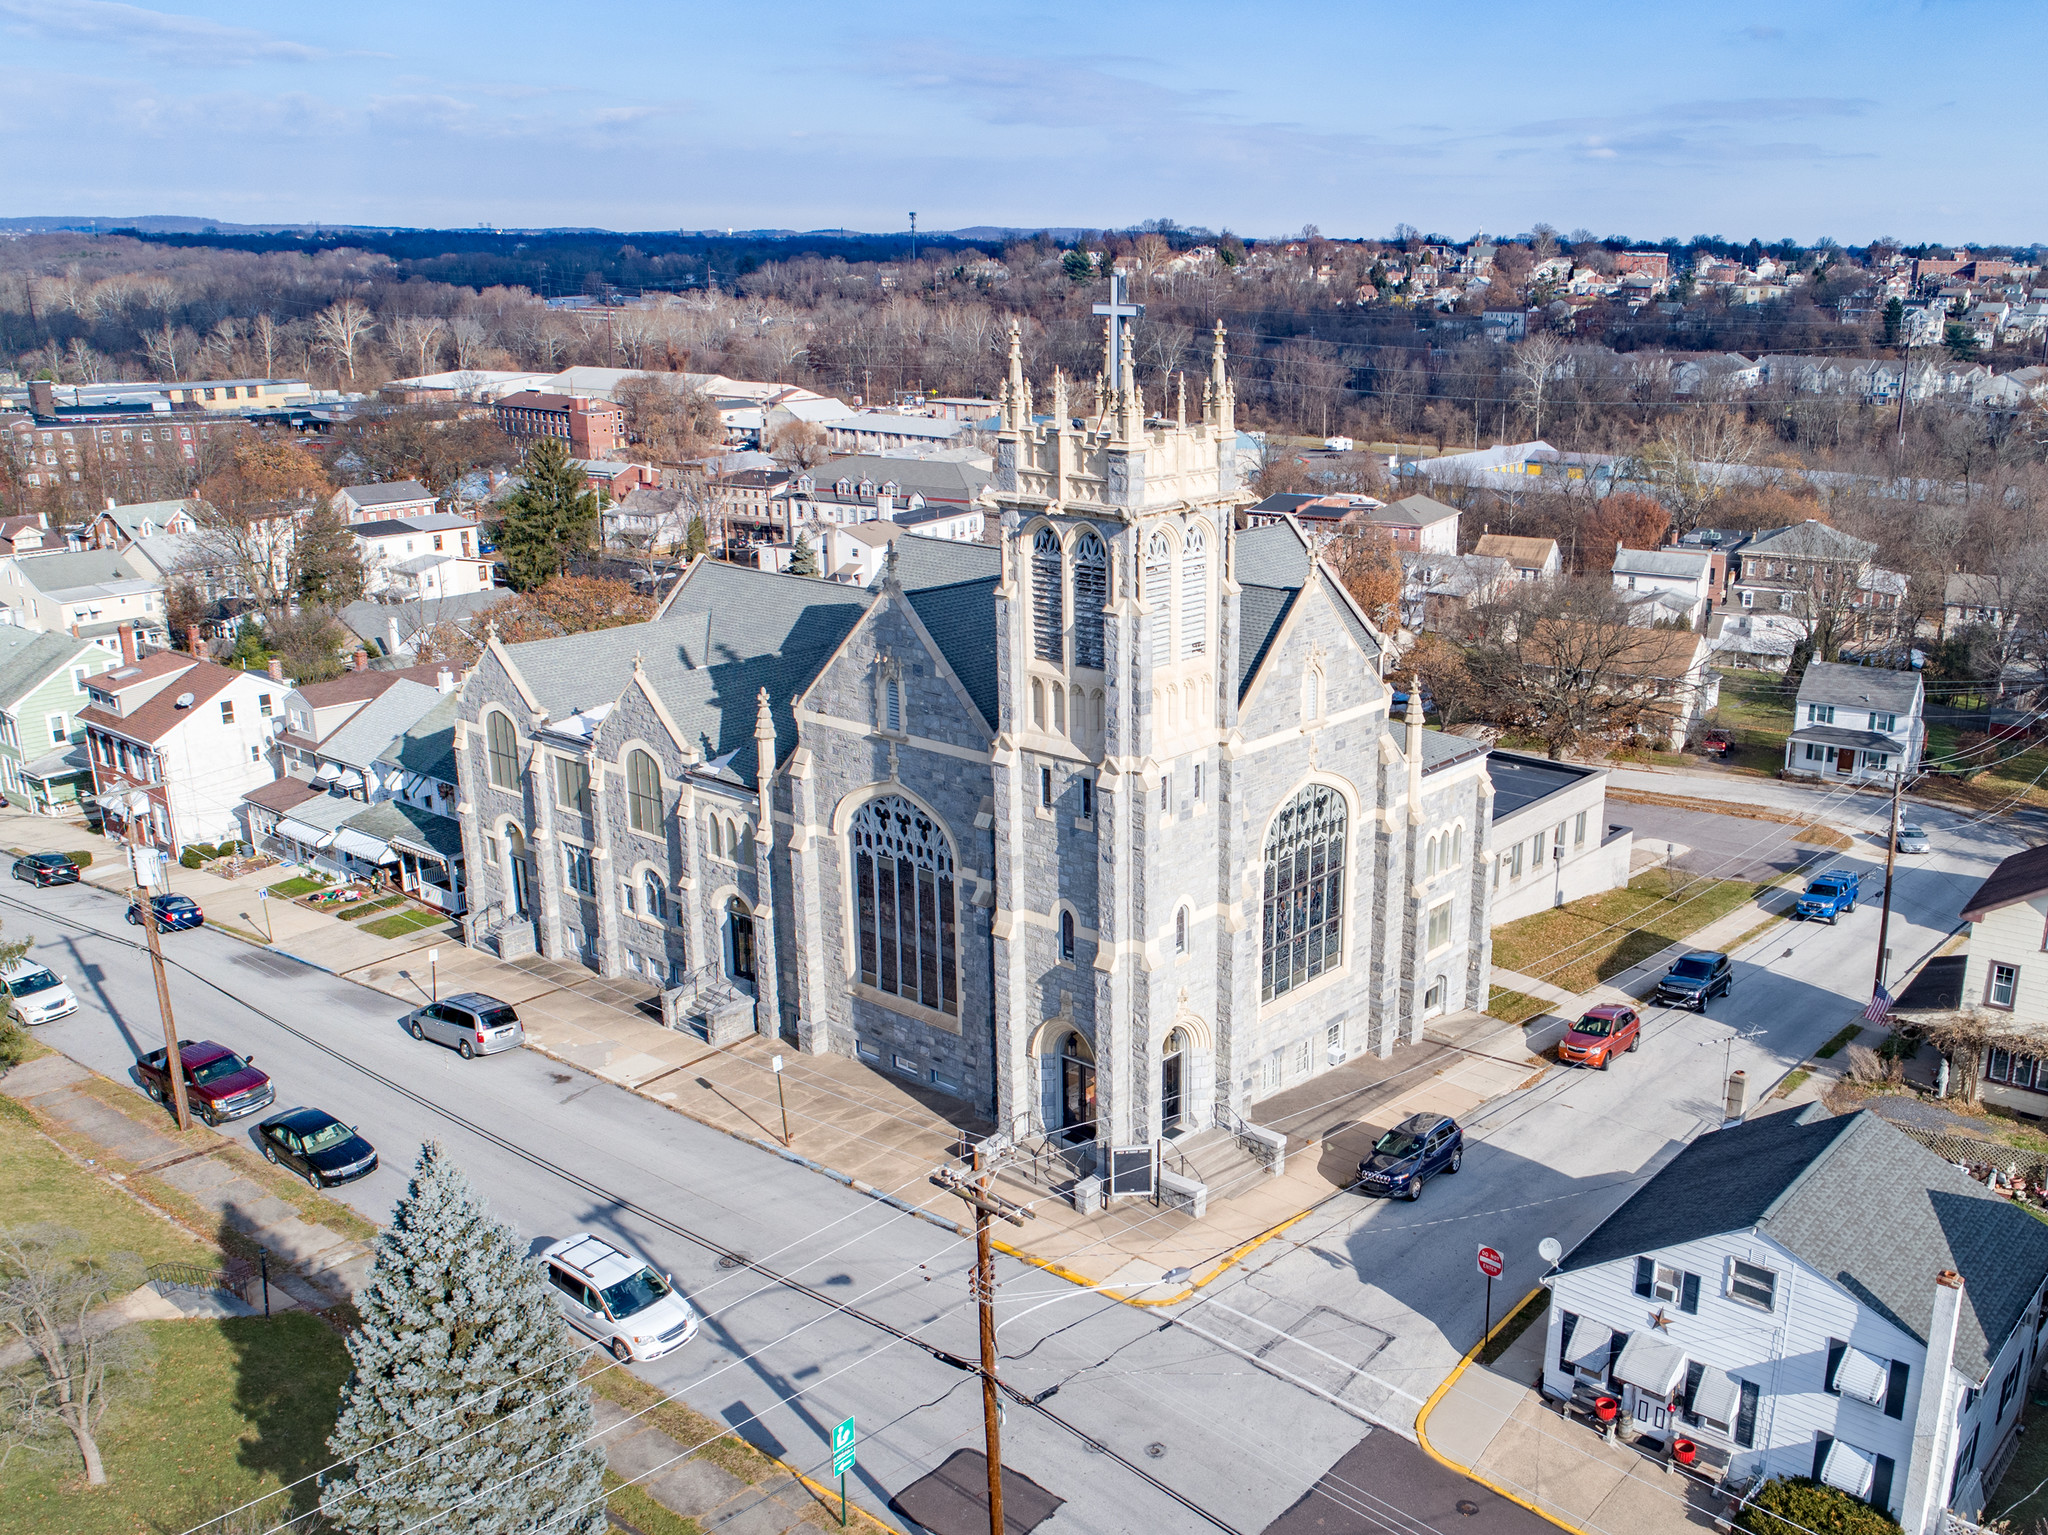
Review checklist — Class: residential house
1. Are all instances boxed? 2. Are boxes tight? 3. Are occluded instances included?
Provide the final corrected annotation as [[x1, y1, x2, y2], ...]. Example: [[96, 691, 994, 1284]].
[[1716, 522, 1905, 670], [0, 513, 58, 560], [1783, 662, 1923, 783], [82, 498, 199, 551], [1486, 752, 1631, 922], [1361, 493, 1461, 553], [1240, 492, 1324, 529], [1543, 1104, 2048, 1534], [821, 521, 903, 587], [603, 486, 689, 552], [1941, 574, 2014, 640], [337, 592, 505, 664], [1936, 844, 2048, 1114], [80, 651, 283, 852], [333, 481, 438, 524], [779, 453, 994, 531], [708, 468, 796, 555], [353, 516, 492, 600], [1537, 622, 1719, 750], [0, 627, 129, 817], [1472, 534, 1560, 583], [0, 548, 167, 650], [1611, 547, 1714, 628], [1398, 552, 1508, 634], [571, 459, 656, 504]]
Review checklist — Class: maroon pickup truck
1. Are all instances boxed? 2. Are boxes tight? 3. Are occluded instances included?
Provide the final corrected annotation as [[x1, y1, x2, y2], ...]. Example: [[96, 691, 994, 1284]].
[[136, 1040, 276, 1126]]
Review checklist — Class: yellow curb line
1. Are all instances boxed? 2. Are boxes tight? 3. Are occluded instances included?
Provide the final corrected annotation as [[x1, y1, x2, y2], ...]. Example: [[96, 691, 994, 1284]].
[[779, 1461, 906, 1535], [1415, 1286, 1597, 1535], [992, 1204, 1319, 1307]]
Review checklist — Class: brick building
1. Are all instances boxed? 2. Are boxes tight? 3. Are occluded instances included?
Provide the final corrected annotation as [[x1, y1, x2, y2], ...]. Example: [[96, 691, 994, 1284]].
[[493, 393, 624, 457]]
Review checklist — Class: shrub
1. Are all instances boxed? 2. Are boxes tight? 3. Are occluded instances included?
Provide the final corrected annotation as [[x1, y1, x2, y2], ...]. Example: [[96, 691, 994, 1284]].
[[1737, 1478, 1903, 1535], [179, 848, 204, 869]]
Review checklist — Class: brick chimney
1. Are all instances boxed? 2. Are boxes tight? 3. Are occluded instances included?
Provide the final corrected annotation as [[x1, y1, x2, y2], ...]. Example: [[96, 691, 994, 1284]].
[[27, 379, 54, 418], [267, 658, 285, 683], [353, 649, 369, 672], [1900, 1269, 1968, 1535], [116, 622, 136, 666], [185, 625, 204, 656]]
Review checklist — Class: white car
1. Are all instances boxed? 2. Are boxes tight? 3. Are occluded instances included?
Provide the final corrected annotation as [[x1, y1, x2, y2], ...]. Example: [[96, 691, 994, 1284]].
[[540, 1233, 698, 1362], [4, 958, 78, 1024], [1895, 824, 1931, 855]]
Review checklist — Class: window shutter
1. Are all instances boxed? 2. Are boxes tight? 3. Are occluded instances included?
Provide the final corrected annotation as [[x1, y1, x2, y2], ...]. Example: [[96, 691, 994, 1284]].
[[1870, 1455, 1895, 1514], [1559, 1311, 1579, 1373], [1634, 1257, 1655, 1298], [1735, 1380, 1760, 1448], [1681, 1272, 1700, 1314], [1825, 1339, 1846, 1394], [1681, 1360, 1705, 1424], [1885, 1359, 1910, 1420], [1812, 1434, 1833, 1481]]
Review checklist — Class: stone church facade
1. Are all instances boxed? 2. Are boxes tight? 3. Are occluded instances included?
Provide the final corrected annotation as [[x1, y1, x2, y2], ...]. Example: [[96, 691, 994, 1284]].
[[453, 320, 1492, 1150]]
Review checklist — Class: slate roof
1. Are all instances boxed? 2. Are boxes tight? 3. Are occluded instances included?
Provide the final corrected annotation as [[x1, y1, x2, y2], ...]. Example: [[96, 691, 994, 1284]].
[[894, 535, 1002, 732], [99, 499, 193, 539], [1236, 523, 1313, 589], [0, 629, 93, 711], [339, 593, 506, 649], [1612, 547, 1711, 580], [1960, 842, 2048, 923], [1237, 585, 1297, 699], [338, 481, 434, 508], [1372, 494, 1461, 528], [1419, 728, 1485, 775], [1741, 520, 1878, 564], [805, 454, 992, 505], [1797, 660, 1922, 714], [343, 797, 465, 862], [380, 690, 460, 786], [13, 549, 155, 595], [1558, 1106, 2048, 1381], [314, 680, 445, 771]]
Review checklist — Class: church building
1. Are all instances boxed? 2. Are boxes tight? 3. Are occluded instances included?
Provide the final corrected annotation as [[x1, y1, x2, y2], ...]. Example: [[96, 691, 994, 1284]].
[[452, 311, 1493, 1153]]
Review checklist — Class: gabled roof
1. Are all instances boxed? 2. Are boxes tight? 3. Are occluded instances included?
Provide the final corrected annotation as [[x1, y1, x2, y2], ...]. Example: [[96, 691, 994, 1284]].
[[243, 776, 323, 815], [78, 657, 244, 744], [1741, 520, 1877, 563], [1960, 842, 2048, 923], [9, 548, 154, 595], [1473, 534, 1558, 567], [894, 535, 1002, 731], [1612, 547, 1711, 580], [0, 628, 97, 711], [1558, 1106, 2048, 1382], [314, 680, 445, 771], [97, 499, 193, 539], [1232, 522, 1379, 698], [337, 481, 434, 508], [1797, 660, 1922, 713], [379, 689, 460, 785]]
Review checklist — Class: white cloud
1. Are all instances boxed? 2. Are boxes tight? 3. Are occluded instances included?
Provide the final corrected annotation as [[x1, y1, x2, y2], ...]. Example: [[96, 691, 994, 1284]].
[[0, 0, 324, 67]]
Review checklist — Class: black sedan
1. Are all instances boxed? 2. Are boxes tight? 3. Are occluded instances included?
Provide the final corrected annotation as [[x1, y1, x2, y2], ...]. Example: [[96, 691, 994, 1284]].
[[255, 1108, 378, 1188], [1356, 1112, 1464, 1201], [126, 893, 203, 930], [12, 853, 80, 887]]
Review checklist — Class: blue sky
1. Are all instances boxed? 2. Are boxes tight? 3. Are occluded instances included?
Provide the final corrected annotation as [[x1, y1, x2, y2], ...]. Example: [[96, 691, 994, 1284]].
[[0, 0, 2034, 244]]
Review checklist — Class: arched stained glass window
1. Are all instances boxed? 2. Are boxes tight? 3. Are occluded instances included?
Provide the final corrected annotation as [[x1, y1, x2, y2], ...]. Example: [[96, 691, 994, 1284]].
[[1262, 784, 1347, 1002], [626, 749, 661, 834], [851, 796, 958, 1015], [1031, 526, 1064, 663], [1072, 532, 1107, 668], [1144, 529, 1174, 666], [485, 710, 519, 789], [1180, 527, 1207, 657]]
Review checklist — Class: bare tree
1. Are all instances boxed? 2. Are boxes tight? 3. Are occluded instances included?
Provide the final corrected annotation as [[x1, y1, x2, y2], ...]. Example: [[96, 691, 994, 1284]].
[[140, 322, 183, 379], [389, 314, 446, 377], [314, 298, 377, 385], [1509, 333, 1569, 439], [448, 315, 490, 371], [1630, 411, 1764, 534], [0, 1225, 150, 1486], [250, 312, 280, 379]]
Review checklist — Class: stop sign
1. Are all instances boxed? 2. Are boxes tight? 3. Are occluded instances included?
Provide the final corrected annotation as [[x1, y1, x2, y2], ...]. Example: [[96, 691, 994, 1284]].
[[1477, 1245, 1505, 1278]]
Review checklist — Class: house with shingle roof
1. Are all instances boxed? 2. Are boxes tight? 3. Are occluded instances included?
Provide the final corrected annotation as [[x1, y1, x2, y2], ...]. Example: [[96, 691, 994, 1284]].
[[0, 627, 128, 817], [1544, 1105, 2048, 1533], [1784, 661, 1923, 783], [451, 322, 1494, 1152]]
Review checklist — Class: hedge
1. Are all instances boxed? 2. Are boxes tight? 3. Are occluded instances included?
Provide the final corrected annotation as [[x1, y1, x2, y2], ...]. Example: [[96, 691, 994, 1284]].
[[1737, 1478, 1903, 1535]]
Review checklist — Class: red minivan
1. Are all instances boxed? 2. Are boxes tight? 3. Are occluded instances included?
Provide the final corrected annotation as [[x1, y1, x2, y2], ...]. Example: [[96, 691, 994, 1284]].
[[1558, 1005, 1640, 1070]]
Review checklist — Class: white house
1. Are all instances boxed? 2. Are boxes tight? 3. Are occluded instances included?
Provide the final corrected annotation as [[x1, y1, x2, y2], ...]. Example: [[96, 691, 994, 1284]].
[[353, 515, 492, 600], [1784, 662, 1923, 783], [1544, 1105, 2048, 1533], [1918, 843, 2048, 1114], [1611, 547, 1714, 629], [1473, 534, 1561, 583], [334, 481, 438, 524], [0, 548, 168, 650]]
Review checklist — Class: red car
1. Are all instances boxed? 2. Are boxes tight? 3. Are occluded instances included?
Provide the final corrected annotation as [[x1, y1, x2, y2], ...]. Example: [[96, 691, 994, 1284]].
[[1558, 1005, 1640, 1070], [136, 1039, 276, 1125]]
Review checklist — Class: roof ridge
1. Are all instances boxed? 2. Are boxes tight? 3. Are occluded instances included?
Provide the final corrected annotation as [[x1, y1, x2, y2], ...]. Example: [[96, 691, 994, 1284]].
[[1755, 1111, 1869, 1224]]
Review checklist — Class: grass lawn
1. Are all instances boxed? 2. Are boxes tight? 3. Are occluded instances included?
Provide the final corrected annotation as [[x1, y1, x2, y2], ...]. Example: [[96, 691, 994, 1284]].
[[361, 907, 451, 940], [1917, 737, 2048, 814], [264, 876, 322, 898], [1706, 667, 1796, 774], [0, 1099, 215, 1271], [1486, 988, 1551, 1025], [336, 895, 407, 921], [1991, 1393, 2048, 1529], [0, 1314, 349, 1535], [1489, 872, 1768, 995]]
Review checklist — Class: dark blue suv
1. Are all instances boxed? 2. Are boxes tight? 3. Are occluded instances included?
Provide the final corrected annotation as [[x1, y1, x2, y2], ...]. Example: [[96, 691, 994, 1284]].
[[1357, 1112, 1463, 1201]]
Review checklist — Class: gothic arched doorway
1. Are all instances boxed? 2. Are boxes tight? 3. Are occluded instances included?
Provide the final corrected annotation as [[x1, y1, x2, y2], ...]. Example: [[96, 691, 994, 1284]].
[[501, 824, 532, 917], [1162, 1027, 1188, 1132], [1059, 1031, 1096, 1145], [726, 897, 755, 985]]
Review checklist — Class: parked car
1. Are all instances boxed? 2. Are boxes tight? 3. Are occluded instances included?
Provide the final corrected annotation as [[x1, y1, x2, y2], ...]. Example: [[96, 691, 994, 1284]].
[[1558, 1005, 1640, 1069], [126, 893, 204, 931], [1700, 728, 1732, 759], [1793, 870, 1861, 925], [404, 992, 524, 1059], [2, 957, 79, 1023], [136, 1039, 275, 1125], [1356, 1112, 1463, 1201], [1654, 951, 1734, 1012], [256, 1107, 378, 1188], [11, 852, 80, 887], [1894, 825, 1930, 855], [541, 1233, 699, 1362]]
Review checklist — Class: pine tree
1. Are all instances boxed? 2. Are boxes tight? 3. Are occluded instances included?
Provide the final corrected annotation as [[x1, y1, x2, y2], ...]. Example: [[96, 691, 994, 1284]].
[[498, 438, 599, 591], [684, 515, 709, 560], [788, 530, 819, 577], [320, 1144, 607, 1535]]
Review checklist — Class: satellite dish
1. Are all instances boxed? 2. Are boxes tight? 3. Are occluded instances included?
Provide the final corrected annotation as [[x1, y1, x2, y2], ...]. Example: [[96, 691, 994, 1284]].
[[173, 691, 194, 708], [1538, 1237, 1563, 1265]]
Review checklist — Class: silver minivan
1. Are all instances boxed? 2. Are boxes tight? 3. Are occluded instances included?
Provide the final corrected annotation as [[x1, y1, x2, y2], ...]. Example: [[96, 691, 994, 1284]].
[[541, 1233, 699, 1362], [403, 991, 524, 1058]]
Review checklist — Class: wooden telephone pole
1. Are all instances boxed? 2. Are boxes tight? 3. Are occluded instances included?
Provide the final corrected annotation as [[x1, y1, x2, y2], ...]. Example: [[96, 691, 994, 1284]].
[[1871, 769, 1904, 1013], [125, 810, 191, 1131], [931, 1148, 1034, 1535]]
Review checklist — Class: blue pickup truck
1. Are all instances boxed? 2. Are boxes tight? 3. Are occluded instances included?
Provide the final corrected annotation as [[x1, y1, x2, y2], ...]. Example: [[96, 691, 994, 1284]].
[[1794, 869, 1862, 925]]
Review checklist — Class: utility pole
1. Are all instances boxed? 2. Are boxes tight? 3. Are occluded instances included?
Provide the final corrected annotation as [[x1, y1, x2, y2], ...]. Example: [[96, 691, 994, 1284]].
[[909, 212, 917, 264], [932, 1148, 1035, 1535], [1894, 342, 1914, 457], [126, 796, 191, 1131], [1871, 768, 1904, 1014]]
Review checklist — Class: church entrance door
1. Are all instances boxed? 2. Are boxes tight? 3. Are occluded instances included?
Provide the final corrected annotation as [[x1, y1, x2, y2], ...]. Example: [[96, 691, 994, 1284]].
[[727, 897, 756, 986], [504, 826, 533, 917], [1161, 1027, 1187, 1133], [1059, 1031, 1096, 1144]]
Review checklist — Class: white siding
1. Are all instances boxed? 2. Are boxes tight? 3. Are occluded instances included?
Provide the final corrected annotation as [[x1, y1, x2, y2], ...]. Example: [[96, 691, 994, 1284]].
[[1961, 897, 2048, 1023]]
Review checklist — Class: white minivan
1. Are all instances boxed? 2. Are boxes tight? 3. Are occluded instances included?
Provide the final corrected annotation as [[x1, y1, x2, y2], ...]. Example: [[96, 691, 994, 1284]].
[[540, 1233, 698, 1362]]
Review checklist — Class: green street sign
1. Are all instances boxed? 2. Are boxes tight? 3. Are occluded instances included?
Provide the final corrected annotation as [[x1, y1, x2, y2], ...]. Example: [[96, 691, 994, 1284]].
[[832, 1415, 857, 1476]]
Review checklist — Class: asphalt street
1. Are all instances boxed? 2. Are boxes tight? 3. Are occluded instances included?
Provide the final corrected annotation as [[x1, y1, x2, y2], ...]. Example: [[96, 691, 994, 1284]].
[[0, 777, 2018, 1535]]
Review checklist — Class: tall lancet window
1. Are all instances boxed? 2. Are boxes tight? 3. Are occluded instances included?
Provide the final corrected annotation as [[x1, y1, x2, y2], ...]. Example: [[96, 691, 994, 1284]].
[[851, 796, 958, 1016], [1262, 784, 1347, 1002], [1031, 527, 1064, 663], [1180, 527, 1208, 657], [1072, 532, 1106, 669], [1145, 529, 1175, 667]]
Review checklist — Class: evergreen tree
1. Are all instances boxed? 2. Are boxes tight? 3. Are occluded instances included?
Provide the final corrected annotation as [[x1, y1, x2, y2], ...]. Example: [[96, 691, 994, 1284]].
[[293, 497, 369, 607], [320, 1143, 606, 1535], [227, 615, 268, 671], [788, 530, 819, 577], [684, 514, 709, 560], [498, 438, 599, 592]]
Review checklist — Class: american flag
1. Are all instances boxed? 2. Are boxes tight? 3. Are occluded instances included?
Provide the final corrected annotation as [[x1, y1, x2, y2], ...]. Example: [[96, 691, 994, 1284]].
[[1864, 984, 1894, 1024]]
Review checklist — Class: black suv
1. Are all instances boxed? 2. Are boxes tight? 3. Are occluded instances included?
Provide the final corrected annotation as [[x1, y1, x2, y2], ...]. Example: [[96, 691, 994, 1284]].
[[1357, 1113, 1463, 1201], [12, 853, 80, 887], [1655, 951, 1733, 1012]]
